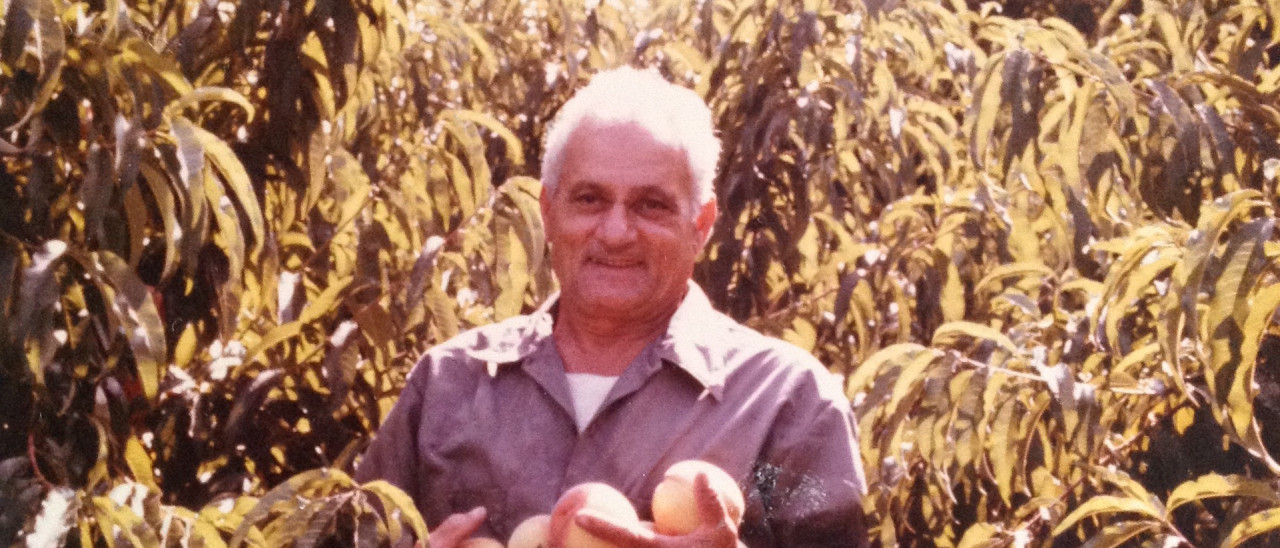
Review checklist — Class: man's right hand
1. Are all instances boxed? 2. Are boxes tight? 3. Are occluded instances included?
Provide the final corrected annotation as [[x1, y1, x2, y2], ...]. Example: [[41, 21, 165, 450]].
[[418, 507, 487, 548]]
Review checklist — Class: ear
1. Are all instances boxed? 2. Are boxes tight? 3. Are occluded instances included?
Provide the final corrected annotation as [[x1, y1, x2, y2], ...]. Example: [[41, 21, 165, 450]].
[[694, 198, 717, 245], [540, 183, 558, 225]]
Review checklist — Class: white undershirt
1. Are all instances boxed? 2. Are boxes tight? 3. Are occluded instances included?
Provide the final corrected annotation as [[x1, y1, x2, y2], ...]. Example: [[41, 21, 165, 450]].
[[565, 373, 620, 432]]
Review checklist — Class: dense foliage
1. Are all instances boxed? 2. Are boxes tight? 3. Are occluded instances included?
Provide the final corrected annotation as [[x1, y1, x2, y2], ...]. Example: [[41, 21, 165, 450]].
[[2, 0, 1280, 546]]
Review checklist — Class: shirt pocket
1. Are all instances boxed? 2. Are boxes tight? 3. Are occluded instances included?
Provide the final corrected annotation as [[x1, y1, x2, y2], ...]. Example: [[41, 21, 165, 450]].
[[438, 450, 509, 531]]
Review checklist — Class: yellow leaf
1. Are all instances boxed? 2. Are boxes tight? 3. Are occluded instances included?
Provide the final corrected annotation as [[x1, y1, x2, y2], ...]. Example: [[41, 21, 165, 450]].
[[941, 260, 966, 322], [1051, 495, 1163, 536], [1165, 474, 1280, 517], [124, 436, 159, 492], [783, 317, 817, 352], [1223, 508, 1280, 547], [932, 321, 1019, 355]]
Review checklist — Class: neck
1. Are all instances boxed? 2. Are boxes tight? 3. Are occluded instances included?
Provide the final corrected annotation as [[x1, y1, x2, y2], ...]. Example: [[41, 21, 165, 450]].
[[552, 298, 681, 376]]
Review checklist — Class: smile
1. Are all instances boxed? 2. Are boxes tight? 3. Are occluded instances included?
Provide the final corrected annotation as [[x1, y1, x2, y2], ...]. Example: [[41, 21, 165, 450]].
[[588, 257, 642, 268]]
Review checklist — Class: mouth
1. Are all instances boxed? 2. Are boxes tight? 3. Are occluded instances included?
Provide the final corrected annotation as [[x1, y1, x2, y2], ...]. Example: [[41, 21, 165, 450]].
[[587, 256, 642, 268]]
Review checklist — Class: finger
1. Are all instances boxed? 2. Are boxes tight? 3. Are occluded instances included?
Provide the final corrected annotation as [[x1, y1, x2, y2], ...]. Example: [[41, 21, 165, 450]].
[[575, 509, 660, 547], [428, 507, 487, 548], [693, 473, 730, 528]]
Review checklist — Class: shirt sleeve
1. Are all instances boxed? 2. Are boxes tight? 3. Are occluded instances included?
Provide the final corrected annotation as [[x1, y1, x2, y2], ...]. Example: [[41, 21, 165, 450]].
[[353, 365, 427, 503], [745, 367, 870, 548]]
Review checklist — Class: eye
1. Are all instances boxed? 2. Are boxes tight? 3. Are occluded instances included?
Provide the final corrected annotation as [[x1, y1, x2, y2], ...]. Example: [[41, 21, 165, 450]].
[[639, 198, 672, 212], [573, 192, 602, 205]]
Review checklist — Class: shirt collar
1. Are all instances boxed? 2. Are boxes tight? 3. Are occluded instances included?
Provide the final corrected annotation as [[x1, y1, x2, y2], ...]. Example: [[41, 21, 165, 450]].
[[459, 281, 728, 398]]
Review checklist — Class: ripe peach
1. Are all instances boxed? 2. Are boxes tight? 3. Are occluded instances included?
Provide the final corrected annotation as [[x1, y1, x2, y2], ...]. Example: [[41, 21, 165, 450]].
[[549, 482, 640, 548], [651, 460, 745, 535], [457, 538, 504, 548], [507, 514, 551, 548]]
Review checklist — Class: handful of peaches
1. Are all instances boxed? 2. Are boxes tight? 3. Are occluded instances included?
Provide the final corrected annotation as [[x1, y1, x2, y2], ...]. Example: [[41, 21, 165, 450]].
[[457, 460, 744, 548]]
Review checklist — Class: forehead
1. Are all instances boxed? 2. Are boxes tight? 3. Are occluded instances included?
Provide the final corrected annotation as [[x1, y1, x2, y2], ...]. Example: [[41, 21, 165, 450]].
[[559, 120, 693, 197]]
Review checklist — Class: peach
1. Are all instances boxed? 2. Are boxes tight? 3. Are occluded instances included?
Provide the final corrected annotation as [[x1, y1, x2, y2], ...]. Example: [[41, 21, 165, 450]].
[[507, 514, 551, 548], [548, 482, 640, 548], [457, 538, 504, 548], [651, 460, 745, 535]]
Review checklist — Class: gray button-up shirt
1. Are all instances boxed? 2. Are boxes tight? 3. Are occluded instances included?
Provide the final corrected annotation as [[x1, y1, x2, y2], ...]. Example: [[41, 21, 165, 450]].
[[355, 283, 869, 547]]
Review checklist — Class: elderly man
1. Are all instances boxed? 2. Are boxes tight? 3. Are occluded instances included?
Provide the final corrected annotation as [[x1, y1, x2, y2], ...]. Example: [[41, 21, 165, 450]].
[[355, 67, 869, 547]]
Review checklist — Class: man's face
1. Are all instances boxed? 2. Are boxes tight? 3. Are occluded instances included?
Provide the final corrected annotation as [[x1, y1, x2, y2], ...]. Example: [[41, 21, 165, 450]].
[[541, 120, 717, 321]]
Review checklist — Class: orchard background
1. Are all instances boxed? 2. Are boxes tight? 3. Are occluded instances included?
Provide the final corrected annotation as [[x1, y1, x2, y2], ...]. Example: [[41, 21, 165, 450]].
[[3, 0, 1280, 545]]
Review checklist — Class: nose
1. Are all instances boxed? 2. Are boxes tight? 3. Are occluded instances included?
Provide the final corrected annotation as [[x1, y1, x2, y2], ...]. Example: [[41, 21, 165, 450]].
[[597, 203, 636, 245]]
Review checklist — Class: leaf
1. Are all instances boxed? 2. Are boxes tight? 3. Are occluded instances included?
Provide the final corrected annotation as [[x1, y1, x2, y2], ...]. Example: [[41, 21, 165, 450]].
[[932, 321, 1020, 355], [1222, 508, 1280, 547], [26, 487, 78, 548], [295, 497, 345, 548], [124, 436, 159, 492], [426, 284, 459, 340], [174, 116, 264, 250], [14, 240, 66, 377], [846, 343, 931, 398], [957, 523, 1001, 548], [440, 109, 525, 166], [360, 480, 428, 545], [4, 0, 65, 132], [1080, 50, 1137, 127], [84, 250, 167, 401], [1231, 283, 1280, 440], [941, 260, 966, 322], [975, 262, 1056, 297], [1081, 521, 1160, 548], [1051, 495, 1163, 536], [1206, 218, 1274, 437], [988, 393, 1020, 504], [782, 317, 817, 352], [231, 469, 353, 547], [967, 50, 1007, 167], [1164, 474, 1280, 516], [245, 274, 353, 363], [493, 215, 528, 320], [1, 0, 36, 65], [166, 87, 257, 121]]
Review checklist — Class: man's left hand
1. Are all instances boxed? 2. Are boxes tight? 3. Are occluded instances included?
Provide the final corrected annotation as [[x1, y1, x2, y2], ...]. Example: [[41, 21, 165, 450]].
[[574, 473, 740, 548]]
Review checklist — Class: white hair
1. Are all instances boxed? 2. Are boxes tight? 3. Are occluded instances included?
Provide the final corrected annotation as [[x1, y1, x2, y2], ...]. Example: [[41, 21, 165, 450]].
[[541, 67, 721, 212]]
